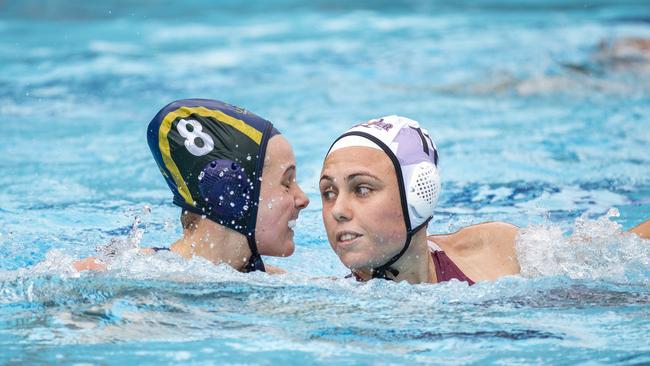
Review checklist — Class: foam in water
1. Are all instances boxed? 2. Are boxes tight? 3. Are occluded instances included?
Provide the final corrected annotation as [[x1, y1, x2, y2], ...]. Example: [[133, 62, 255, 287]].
[[94, 216, 144, 263], [4, 207, 648, 288], [516, 208, 650, 284]]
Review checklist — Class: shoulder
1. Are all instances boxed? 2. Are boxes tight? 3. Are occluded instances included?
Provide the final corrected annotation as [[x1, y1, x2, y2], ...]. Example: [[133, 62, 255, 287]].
[[629, 219, 650, 240], [472, 221, 519, 240], [428, 221, 519, 254]]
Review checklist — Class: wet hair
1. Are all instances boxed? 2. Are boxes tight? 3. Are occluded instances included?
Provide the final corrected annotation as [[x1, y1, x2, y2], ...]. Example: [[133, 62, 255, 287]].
[[180, 210, 200, 232]]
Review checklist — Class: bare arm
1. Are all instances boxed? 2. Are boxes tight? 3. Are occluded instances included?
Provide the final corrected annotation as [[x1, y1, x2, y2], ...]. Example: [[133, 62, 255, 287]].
[[629, 219, 650, 240], [73, 257, 107, 271], [74, 248, 155, 272], [264, 264, 287, 275]]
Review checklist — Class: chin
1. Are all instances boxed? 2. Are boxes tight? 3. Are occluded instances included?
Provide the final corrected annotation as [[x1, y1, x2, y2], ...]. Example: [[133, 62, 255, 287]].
[[260, 239, 295, 257], [338, 252, 372, 270], [279, 241, 295, 257]]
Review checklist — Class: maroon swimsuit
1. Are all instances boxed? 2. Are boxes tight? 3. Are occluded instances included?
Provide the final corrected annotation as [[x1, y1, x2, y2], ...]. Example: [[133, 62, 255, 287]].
[[348, 250, 475, 285], [431, 250, 475, 285]]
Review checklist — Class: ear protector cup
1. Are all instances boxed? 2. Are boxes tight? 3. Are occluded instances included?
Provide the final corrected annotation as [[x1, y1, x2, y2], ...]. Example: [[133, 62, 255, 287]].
[[198, 159, 253, 222], [326, 115, 442, 279], [406, 161, 441, 221], [148, 98, 282, 273]]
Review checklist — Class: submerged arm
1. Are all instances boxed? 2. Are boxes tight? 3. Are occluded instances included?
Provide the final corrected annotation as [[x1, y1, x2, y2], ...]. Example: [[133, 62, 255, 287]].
[[74, 248, 157, 272], [264, 264, 287, 274], [73, 257, 107, 271], [629, 219, 650, 240]]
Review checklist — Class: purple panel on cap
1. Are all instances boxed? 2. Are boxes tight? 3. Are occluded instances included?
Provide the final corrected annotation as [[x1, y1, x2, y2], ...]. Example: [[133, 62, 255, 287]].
[[393, 128, 435, 166]]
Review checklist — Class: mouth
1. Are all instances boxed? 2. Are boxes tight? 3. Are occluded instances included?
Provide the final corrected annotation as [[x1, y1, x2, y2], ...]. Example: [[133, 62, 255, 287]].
[[336, 231, 363, 247], [288, 219, 297, 229]]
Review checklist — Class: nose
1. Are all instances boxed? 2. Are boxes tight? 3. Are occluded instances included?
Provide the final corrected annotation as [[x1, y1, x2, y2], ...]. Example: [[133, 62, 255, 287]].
[[294, 183, 310, 210], [330, 192, 351, 222]]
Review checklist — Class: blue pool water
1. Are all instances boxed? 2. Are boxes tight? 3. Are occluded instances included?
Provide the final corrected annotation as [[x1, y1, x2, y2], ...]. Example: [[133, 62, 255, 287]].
[[1, 1, 650, 364]]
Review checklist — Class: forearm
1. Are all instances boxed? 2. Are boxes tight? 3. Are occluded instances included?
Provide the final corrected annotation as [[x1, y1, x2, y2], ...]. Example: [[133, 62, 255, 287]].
[[264, 264, 287, 274], [73, 257, 107, 271], [629, 219, 650, 240]]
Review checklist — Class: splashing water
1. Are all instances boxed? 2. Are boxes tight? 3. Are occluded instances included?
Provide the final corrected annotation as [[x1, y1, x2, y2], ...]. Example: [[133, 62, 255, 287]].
[[2, 0, 650, 364], [95, 215, 145, 263], [517, 209, 650, 284]]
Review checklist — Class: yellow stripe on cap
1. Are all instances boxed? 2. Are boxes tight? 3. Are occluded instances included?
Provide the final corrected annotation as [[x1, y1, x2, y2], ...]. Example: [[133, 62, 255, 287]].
[[158, 106, 264, 206]]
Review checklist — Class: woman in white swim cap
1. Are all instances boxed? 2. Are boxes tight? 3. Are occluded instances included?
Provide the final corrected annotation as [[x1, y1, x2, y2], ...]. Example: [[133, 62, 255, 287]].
[[320, 115, 650, 284]]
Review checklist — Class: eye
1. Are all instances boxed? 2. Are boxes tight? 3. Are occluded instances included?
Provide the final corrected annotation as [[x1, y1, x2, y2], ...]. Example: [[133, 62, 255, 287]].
[[355, 185, 372, 197], [321, 187, 336, 201], [281, 177, 292, 190]]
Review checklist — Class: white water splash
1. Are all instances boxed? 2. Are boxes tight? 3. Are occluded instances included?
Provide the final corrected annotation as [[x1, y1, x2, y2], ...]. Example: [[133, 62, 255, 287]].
[[105, 249, 249, 282], [0, 249, 80, 288], [25, 249, 79, 278], [95, 215, 145, 263], [516, 208, 650, 284]]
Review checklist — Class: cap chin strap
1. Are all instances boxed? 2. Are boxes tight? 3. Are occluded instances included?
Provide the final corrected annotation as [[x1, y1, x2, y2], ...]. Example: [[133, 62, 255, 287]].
[[370, 217, 431, 280], [243, 236, 266, 272], [329, 130, 435, 281], [242, 122, 274, 274]]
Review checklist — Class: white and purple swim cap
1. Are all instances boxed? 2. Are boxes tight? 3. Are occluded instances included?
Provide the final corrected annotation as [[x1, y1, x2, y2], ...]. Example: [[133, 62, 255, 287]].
[[328, 115, 441, 231], [327, 115, 441, 279]]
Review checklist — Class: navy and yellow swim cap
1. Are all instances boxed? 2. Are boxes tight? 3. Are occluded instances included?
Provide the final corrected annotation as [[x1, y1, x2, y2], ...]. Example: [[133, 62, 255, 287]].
[[147, 98, 279, 272]]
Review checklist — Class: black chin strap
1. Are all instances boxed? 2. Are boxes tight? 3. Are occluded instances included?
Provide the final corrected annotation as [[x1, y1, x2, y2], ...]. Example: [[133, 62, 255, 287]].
[[370, 218, 431, 280], [334, 131, 435, 282], [243, 237, 266, 273], [242, 123, 274, 274]]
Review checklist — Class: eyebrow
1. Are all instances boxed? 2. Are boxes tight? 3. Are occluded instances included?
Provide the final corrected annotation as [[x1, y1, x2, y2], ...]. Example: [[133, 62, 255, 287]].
[[348, 172, 382, 182], [320, 174, 334, 182], [319, 172, 382, 183]]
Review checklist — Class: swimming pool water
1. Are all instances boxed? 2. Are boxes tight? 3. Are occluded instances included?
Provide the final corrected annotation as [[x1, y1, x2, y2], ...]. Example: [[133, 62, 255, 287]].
[[1, 1, 650, 364]]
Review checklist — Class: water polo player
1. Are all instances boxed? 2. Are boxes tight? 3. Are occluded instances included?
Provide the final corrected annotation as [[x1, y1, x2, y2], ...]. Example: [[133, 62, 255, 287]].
[[76, 99, 309, 272], [320, 116, 650, 284]]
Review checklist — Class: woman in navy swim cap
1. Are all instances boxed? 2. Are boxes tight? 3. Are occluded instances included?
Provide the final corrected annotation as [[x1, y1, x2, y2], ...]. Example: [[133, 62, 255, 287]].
[[76, 99, 309, 273], [147, 99, 309, 273], [320, 116, 650, 284]]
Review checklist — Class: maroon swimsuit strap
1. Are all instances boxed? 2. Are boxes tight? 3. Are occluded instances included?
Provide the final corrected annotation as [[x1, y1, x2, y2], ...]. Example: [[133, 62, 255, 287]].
[[431, 250, 475, 285]]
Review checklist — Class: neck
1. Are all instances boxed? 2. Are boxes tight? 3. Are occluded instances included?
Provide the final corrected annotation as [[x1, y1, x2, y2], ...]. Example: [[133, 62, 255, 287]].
[[384, 229, 438, 284], [170, 218, 252, 271]]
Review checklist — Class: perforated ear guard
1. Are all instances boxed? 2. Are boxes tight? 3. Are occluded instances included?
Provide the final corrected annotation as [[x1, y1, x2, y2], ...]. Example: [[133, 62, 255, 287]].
[[405, 161, 441, 225], [326, 115, 442, 279], [198, 159, 253, 223]]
